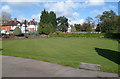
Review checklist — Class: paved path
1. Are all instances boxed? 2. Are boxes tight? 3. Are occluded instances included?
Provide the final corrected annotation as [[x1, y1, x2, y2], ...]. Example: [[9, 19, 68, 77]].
[[2, 56, 119, 77]]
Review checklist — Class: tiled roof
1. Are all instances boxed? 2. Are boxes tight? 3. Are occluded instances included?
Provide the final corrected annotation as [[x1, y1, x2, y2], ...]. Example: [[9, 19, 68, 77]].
[[2, 19, 38, 26], [2, 21, 22, 26]]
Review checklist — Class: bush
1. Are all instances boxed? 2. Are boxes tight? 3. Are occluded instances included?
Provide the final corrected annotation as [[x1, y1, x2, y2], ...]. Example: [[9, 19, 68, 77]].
[[104, 33, 120, 39], [50, 32, 104, 37], [13, 27, 22, 36], [50, 32, 120, 39], [38, 23, 54, 35]]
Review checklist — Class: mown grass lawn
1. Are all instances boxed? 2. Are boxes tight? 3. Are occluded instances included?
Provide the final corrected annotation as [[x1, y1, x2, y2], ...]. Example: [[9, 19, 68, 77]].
[[0, 40, 1, 48], [2, 37, 120, 73]]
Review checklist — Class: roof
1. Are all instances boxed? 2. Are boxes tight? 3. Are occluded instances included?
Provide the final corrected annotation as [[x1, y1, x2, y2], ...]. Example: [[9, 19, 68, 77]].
[[2, 21, 22, 26]]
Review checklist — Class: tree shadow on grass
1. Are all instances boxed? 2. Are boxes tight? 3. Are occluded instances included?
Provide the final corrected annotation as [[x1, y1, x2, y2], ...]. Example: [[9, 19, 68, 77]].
[[95, 48, 120, 75], [95, 48, 120, 65]]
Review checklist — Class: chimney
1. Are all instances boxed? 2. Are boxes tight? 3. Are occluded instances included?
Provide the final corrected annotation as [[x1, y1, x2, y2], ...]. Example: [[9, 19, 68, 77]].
[[14, 18, 17, 22]]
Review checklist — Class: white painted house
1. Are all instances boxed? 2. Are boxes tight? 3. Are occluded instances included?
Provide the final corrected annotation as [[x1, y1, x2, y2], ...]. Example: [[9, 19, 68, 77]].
[[1, 18, 38, 34], [67, 25, 71, 32]]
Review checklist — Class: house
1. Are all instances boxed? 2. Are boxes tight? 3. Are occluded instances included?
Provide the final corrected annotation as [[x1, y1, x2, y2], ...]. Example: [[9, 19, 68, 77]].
[[21, 19, 38, 33], [67, 25, 72, 32], [1, 18, 22, 33], [27, 19, 38, 32], [1, 18, 38, 34]]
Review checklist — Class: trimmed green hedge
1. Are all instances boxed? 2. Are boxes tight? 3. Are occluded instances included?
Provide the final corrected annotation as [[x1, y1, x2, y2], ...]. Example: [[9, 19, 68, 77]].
[[104, 33, 120, 39], [50, 32, 120, 39]]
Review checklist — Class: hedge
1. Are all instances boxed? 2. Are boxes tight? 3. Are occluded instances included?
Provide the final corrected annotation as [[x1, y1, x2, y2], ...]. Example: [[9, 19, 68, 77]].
[[50, 32, 120, 39]]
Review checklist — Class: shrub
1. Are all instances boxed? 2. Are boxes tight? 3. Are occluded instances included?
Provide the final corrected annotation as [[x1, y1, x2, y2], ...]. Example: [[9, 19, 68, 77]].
[[50, 32, 120, 39], [50, 32, 104, 37], [104, 33, 120, 39], [13, 27, 22, 36], [38, 23, 54, 35]]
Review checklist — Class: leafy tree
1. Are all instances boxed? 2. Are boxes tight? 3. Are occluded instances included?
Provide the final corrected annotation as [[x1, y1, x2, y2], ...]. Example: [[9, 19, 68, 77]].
[[81, 17, 94, 32], [49, 11, 57, 29], [95, 15, 101, 23], [38, 23, 54, 35], [86, 17, 93, 23], [71, 26, 76, 32], [100, 10, 116, 21], [57, 16, 68, 32], [117, 16, 120, 33], [99, 10, 118, 33], [40, 9, 49, 24], [38, 9, 57, 34], [13, 27, 22, 36], [0, 11, 11, 22], [74, 24, 81, 32], [95, 24, 101, 32], [82, 22, 92, 32], [38, 9, 56, 35]]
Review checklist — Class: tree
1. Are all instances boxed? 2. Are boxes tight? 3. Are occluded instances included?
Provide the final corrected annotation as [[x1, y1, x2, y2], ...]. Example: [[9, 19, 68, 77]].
[[95, 24, 101, 32], [0, 11, 11, 22], [82, 22, 91, 32], [95, 15, 101, 23], [13, 27, 22, 36], [38, 9, 55, 35], [99, 10, 118, 33], [117, 16, 120, 33], [71, 26, 76, 32], [81, 17, 94, 32], [57, 16, 69, 32], [100, 10, 116, 21], [86, 17, 93, 23], [49, 11, 57, 30], [40, 9, 49, 24], [95, 15, 101, 32], [74, 24, 81, 32], [38, 23, 54, 35]]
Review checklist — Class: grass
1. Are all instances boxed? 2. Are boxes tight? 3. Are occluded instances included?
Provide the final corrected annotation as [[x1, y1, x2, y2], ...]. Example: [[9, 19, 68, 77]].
[[2, 37, 120, 73], [0, 40, 2, 54]]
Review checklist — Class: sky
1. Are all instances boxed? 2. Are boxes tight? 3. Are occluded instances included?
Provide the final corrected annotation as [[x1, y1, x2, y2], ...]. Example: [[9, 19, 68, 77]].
[[0, 0, 119, 25]]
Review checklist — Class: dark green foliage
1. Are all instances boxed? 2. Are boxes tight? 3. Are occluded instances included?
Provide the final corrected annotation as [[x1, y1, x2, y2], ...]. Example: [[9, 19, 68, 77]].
[[50, 32, 120, 39], [50, 32, 105, 37], [57, 16, 69, 32], [40, 9, 50, 24], [40, 10, 57, 29], [49, 11, 57, 29], [104, 33, 120, 39], [13, 27, 22, 36], [59, 24, 68, 32], [80, 17, 94, 32], [100, 10, 116, 21], [100, 20, 116, 33], [98, 10, 118, 33], [74, 24, 81, 31], [55, 31, 62, 36], [95, 24, 101, 32], [82, 22, 93, 32], [38, 23, 54, 35], [38, 10, 57, 34], [117, 16, 120, 33]]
